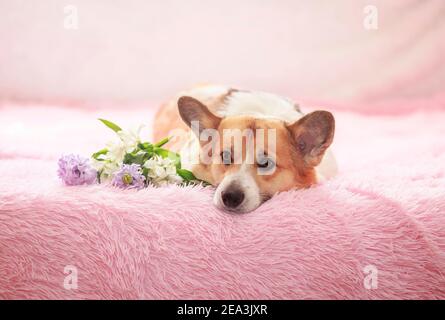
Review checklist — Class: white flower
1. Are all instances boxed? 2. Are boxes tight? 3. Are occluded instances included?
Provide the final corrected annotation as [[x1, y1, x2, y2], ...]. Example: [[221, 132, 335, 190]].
[[143, 155, 183, 186], [105, 139, 126, 163], [93, 125, 145, 181], [106, 125, 144, 163], [91, 158, 120, 181], [117, 125, 144, 152]]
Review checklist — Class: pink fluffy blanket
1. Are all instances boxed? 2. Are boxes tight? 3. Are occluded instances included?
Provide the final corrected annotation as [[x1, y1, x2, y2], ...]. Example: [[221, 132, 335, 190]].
[[0, 102, 445, 299]]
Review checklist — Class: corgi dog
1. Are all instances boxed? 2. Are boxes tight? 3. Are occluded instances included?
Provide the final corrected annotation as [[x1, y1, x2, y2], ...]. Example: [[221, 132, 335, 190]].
[[154, 85, 337, 213]]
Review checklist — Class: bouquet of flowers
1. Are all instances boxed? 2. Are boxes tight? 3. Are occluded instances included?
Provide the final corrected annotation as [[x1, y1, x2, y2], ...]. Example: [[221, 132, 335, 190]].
[[57, 119, 205, 189]]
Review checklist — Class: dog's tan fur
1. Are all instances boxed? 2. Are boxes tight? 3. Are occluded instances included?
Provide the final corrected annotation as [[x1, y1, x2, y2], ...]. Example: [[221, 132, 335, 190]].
[[215, 116, 316, 193], [154, 85, 335, 212]]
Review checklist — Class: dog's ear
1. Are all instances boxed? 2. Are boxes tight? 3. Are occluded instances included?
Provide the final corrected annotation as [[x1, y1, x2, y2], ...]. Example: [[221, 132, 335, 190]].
[[287, 111, 335, 167], [178, 96, 222, 134]]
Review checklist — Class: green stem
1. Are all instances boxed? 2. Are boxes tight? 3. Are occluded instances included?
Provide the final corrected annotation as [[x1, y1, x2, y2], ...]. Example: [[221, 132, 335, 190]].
[[154, 137, 170, 148]]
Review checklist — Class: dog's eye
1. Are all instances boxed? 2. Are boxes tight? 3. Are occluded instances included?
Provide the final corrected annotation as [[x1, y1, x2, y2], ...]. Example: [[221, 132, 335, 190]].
[[257, 155, 275, 171], [221, 150, 232, 165]]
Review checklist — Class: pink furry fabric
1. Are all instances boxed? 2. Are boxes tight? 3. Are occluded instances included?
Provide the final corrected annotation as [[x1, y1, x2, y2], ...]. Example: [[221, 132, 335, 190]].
[[0, 104, 445, 299]]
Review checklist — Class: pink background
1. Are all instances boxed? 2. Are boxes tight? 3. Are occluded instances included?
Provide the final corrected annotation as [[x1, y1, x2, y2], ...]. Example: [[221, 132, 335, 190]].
[[1, 1, 445, 300], [1, 0, 444, 107]]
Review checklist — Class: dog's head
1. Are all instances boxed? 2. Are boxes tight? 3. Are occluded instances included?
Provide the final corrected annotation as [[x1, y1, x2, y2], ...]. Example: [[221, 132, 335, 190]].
[[178, 95, 335, 213]]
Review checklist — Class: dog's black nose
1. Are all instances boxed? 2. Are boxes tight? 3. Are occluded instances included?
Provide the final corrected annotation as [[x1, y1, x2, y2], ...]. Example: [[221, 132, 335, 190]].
[[221, 189, 245, 209]]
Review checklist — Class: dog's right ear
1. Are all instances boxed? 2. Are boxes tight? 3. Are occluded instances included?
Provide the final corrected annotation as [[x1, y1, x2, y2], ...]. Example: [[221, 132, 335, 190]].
[[178, 96, 222, 134], [287, 110, 335, 167]]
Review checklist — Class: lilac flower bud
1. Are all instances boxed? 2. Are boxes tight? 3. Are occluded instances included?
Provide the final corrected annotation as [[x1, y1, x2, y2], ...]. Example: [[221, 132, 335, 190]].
[[58, 154, 97, 186]]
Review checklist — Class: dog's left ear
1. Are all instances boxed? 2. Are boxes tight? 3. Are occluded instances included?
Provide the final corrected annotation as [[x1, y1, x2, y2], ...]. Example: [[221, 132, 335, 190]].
[[178, 96, 222, 134], [287, 111, 335, 167]]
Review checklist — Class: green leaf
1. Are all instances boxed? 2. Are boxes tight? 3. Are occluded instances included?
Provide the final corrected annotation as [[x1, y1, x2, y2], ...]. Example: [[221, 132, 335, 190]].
[[92, 148, 108, 160], [176, 169, 211, 186], [123, 150, 148, 165], [176, 168, 197, 181], [142, 167, 149, 178], [198, 179, 211, 186], [138, 142, 153, 151], [153, 147, 169, 158], [98, 118, 122, 133], [123, 153, 135, 165]]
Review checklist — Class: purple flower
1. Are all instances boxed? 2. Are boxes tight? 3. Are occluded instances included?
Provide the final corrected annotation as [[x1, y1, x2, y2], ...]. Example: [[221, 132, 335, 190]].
[[58, 154, 97, 186], [112, 164, 146, 190]]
